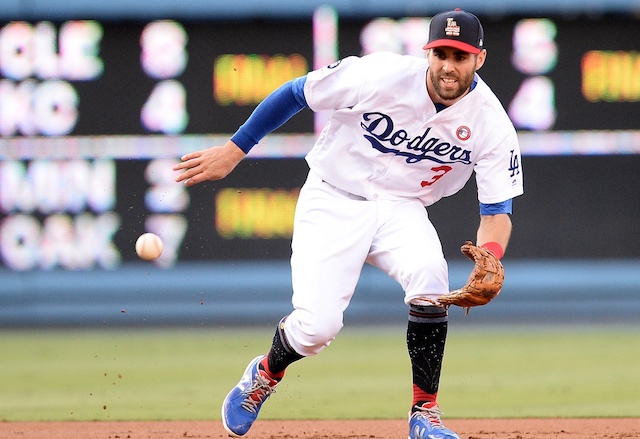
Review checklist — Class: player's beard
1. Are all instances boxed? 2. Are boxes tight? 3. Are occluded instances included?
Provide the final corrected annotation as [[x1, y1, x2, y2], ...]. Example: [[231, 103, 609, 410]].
[[429, 68, 475, 102]]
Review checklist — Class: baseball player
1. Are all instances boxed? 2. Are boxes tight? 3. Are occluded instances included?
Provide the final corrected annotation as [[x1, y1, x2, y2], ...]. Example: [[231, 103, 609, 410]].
[[174, 8, 523, 439]]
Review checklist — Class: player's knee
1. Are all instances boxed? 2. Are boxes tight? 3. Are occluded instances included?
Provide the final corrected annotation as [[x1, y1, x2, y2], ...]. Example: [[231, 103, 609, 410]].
[[285, 309, 343, 356]]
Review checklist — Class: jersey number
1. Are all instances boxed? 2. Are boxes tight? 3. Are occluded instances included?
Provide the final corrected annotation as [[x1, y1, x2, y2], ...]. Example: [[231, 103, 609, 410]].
[[421, 165, 452, 187]]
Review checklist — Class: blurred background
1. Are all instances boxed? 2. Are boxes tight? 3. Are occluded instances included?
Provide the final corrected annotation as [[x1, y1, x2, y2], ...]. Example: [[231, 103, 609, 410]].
[[1, 0, 639, 329]]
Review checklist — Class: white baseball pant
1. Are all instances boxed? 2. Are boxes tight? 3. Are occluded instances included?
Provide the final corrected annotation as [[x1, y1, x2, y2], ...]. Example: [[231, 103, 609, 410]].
[[283, 171, 449, 356]]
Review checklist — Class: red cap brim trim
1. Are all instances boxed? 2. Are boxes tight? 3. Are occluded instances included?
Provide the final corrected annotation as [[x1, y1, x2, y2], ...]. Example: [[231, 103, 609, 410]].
[[423, 39, 481, 54]]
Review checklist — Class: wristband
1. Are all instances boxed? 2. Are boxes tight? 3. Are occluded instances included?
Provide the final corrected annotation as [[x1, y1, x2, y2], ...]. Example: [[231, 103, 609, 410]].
[[480, 241, 504, 259]]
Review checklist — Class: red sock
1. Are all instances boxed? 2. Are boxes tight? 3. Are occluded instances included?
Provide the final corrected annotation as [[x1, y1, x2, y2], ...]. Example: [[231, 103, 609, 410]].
[[412, 385, 437, 409], [259, 355, 285, 381]]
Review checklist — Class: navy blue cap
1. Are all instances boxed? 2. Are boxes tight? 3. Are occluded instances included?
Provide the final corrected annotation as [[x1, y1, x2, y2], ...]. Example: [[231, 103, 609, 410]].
[[423, 8, 484, 54]]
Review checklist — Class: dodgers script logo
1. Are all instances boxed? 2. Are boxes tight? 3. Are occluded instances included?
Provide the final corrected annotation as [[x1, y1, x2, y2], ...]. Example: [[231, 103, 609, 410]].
[[360, 112, 472, 165]]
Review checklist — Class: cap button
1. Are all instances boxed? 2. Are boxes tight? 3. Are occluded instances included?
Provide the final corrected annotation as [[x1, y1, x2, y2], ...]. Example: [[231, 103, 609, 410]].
[[455, 7, 461, 11]]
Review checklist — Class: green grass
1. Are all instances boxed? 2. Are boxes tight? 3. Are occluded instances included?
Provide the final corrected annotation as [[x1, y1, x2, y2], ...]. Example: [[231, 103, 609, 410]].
[[0, 325, 638, 421]]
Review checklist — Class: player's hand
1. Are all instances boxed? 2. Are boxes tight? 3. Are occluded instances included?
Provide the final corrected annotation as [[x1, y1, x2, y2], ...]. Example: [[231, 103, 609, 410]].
[[436, 241, 504, 313], [173, 140, 246, 186]]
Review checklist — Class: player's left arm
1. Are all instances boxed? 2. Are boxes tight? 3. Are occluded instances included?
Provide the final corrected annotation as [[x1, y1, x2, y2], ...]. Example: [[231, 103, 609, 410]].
[[476, 211, 512, 259], [473, 126, 522, 259]]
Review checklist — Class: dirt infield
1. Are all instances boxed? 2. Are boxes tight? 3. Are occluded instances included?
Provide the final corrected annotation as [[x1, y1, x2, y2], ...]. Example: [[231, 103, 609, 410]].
[[1, 419, 639, 439]]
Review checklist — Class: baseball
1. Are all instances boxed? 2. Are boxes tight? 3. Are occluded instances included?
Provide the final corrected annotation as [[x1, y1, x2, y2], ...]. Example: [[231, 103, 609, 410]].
[[135, 233, 163, 261]]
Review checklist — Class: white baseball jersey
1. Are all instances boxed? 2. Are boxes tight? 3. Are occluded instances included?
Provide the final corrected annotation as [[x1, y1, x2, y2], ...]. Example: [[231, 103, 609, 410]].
[[282, 52, 523, 357], [302, 52, 524, 206]]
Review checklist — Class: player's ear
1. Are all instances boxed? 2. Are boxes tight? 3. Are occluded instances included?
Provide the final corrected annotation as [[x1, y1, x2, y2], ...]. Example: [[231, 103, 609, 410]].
[[475, 49, 487, 70]]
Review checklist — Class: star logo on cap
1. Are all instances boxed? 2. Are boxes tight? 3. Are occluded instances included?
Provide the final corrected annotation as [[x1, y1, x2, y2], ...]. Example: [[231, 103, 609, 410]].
[[444, 18, 461, 36]]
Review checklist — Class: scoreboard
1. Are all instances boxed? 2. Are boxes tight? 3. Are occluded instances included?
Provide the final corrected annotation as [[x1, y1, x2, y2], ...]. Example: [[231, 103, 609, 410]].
[[1, 12, 639, 271]]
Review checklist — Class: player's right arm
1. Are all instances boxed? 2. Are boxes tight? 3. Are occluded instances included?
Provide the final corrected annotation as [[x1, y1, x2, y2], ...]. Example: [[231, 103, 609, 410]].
[[174, 139, 246, 186], [174, 76, 310, 186]]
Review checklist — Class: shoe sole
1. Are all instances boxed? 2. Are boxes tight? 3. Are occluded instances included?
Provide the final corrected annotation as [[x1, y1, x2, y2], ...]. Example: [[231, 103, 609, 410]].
[[221, 397, 240, 437]]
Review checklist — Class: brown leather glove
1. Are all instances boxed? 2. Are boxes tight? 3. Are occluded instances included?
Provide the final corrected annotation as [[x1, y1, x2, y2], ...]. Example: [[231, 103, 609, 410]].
[[437, 241, 505, 314]]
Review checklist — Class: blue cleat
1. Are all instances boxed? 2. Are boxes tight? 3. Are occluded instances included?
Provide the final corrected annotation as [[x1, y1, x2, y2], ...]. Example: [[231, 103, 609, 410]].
[[221, 355, 278, 437], [408, 402, 460, 439]]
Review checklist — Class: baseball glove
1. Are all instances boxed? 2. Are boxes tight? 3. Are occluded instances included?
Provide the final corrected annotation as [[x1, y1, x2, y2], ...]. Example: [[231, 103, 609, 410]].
[[437, 241, 504, 314]]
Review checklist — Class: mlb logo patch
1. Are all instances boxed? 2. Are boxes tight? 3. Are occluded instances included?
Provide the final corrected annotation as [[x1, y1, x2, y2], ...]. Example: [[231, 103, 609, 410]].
[[456, 126, 471, 140]]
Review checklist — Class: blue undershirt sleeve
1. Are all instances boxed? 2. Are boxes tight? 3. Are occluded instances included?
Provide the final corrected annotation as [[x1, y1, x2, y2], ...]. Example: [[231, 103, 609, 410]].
[[231, 76, 309, 153], [479, 199, 513, 215]]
